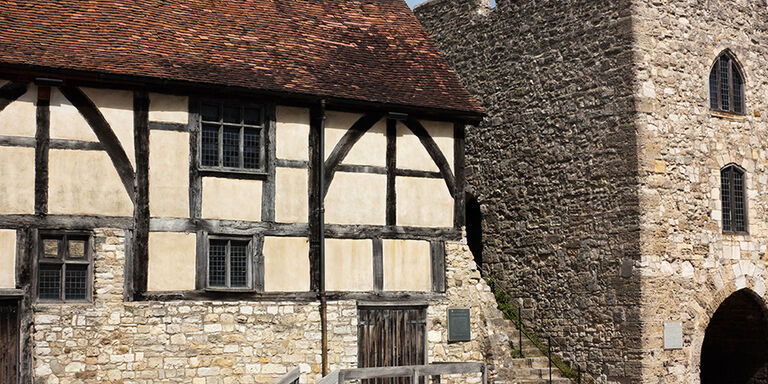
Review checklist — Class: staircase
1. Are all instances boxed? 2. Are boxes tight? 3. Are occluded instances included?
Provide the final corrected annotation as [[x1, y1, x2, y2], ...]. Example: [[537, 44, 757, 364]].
[[497, 338, 571, 384]]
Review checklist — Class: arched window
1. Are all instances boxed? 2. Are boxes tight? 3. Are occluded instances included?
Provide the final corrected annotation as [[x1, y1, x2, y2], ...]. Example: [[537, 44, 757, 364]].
[[709, 51, 745, 114], [721, 164, 747, 233]]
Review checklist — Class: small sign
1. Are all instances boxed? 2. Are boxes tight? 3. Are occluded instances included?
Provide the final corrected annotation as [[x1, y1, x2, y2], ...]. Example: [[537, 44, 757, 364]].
[[664, 321, 683, 350], [448, 308, 471, 342]]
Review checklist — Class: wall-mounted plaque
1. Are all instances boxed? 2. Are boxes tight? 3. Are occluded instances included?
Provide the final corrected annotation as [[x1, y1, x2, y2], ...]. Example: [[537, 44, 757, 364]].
[[664, 321, 683, 350], [448, 308, 471, 342]]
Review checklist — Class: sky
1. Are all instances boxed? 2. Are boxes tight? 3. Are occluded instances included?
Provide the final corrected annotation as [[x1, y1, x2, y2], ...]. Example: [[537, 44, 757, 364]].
[[405, 0, 426, 7]]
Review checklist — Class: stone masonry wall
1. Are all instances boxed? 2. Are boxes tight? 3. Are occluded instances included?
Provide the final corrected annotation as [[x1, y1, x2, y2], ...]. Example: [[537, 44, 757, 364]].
[[31, 229, 516, 384], [633, 1, 768, 382], [416, 1, 642, 382]]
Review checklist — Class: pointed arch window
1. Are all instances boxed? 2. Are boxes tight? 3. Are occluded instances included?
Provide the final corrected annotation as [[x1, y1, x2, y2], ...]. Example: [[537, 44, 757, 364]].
[[709, 52, 745, 114], [721, 164, 747, 233]]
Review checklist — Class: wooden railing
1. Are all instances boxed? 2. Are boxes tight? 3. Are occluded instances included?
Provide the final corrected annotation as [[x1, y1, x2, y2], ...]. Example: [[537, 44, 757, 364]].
[[317, 362, 487, 384], [274, 367, 301, 384]]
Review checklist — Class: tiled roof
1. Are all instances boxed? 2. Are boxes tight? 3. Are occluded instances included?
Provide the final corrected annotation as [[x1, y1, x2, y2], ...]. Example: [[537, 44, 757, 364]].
[[0, 0, 482, 115]]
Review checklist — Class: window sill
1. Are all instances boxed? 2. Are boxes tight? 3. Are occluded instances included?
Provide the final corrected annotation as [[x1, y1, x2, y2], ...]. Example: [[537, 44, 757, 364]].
[[198, 167, 268, 180], [723, 231, 749, 237], [710, 110, 746, 121], [204, 287, 257, 294]]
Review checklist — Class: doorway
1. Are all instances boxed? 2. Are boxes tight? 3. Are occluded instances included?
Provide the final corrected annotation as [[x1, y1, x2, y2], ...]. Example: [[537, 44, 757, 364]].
[[358, 306, 427, 384], [0, 299, 19, 384], [700, 289, 768, 384]]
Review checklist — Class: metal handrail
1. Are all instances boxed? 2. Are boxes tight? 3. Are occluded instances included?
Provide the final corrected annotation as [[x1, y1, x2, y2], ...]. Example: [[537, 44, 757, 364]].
[[511, 292, 595, 384], [318, 362, 486, 384]]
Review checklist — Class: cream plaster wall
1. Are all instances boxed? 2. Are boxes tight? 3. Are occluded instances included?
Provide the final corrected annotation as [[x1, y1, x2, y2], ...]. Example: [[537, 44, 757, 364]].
[[50, 88, 99, 142], [0, 229, 17, 289], [325, 111, 386, 167], [382, 239, 431, 291], [82, 88, 135, 166], [276, 106, 309, 161], [48, 150, 133, 217], [0, 83, 36, 137], [148, 93, 189, 124], [396, 121, 454, 172], [274, 167, 308, 223], [201, 177, 262, 221], [325, 172, 386, 225], [396, 176, 454, 228], [263, 236, 310, 292], [149, 130, 190, 218], [0, 147, 35, 214], [325, 238, 373, 291], [147, 232, 197, 291]]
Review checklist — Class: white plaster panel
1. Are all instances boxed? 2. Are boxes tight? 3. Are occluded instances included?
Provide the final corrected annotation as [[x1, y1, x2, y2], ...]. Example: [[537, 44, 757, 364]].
[[0, 147, 35, 214], [202, 177, 262, 221], [48, 150, 133, 216], [274, 167, 308, 223], [49, 88, 99, 142], [148, 93, 189, 124], [82, 88, 135, 166], [0, 83, 36, 137], [382, 239, 431, 292], [324, 111, 386, 167], [396, 176, 454, 228], [325, 238, 373, 291], [149, 130, 190, 218], [0, 229, 17, 289], [423, 120, 454, 172], [263, 236, 310, 292], [276, 106, 309, 161], [324, 172, 386, 225], [396, 121, 454, 172], [147, 232, 197, 291]]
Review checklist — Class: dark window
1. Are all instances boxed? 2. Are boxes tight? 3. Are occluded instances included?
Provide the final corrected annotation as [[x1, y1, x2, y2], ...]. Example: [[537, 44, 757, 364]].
[[37, 233, 92, 302], [721, 164, 747, 233], [710, 53, 745, 114], [207, 238, 251, 289], [199, 101, 264, 171]]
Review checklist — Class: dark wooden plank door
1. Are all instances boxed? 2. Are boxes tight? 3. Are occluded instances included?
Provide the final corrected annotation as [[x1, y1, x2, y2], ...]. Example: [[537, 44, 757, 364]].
[[358, 306, 426, 384], [0, 300, 19, 384]]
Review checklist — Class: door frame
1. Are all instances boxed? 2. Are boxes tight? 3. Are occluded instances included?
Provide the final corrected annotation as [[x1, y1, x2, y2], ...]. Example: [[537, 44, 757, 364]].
[[357, 302, 429, 369]]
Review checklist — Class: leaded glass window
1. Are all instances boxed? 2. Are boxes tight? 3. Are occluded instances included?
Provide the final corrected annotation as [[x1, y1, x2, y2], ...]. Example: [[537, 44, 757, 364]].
[[710, 53, 745, 114], [37, 233, 92, 302], [721, 164, 747, 233], [207, 238, 251, 289], [200, 101, 265, 171]]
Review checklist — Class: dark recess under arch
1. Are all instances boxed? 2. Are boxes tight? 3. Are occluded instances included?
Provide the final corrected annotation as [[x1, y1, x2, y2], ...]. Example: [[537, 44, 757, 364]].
[[701, 289, 768, 384]]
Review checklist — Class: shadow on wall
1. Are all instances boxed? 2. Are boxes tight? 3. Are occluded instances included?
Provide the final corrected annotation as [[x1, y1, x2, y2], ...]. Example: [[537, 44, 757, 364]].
[[465, 192, 483, 270]]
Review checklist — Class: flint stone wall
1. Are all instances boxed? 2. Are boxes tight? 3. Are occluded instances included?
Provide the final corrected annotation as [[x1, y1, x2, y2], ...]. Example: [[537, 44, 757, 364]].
[[416, 1, 642, 383], [31, 229, 516, 384]]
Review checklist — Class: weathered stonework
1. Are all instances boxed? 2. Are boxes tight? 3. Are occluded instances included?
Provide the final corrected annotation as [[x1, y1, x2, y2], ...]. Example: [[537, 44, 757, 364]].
[[417, 0, 768, 383], [31, 229, 515, 383], [416, 1, 641, 382]]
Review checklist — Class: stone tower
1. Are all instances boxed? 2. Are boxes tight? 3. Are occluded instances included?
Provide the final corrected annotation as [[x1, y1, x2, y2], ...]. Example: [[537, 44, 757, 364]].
[[416, 0, 768, 383]]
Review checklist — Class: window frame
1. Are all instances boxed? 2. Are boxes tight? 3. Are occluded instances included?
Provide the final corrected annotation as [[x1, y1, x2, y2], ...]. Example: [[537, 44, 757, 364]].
[[721, 164, 748, 235], [35, 231, 94, 303], [197, 99, 267, 175], [709, 52, 746, 115], [204, 235, 256, 292]]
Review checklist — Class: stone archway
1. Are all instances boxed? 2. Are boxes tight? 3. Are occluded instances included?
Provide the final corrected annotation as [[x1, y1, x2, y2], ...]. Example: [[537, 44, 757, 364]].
[[700, 289, 768, 384]]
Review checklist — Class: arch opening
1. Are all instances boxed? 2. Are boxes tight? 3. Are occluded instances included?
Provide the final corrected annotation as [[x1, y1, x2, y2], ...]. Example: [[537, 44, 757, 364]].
[[465, 192, 483, 269], [701, 289, 768, 384]]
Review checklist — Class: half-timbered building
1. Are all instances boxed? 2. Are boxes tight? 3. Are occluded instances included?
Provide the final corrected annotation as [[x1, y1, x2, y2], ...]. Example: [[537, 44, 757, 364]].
[[0, 1, 517, 383]]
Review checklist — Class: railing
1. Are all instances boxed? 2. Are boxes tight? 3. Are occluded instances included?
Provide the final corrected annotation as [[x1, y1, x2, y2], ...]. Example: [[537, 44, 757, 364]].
[[274, 367, 301, 384], [317, 362, 486, 384], [489, 278, 596, 384]]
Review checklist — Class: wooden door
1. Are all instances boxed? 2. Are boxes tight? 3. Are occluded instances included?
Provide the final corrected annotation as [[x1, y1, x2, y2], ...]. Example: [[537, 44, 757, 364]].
[[358, 306, 427, 384], [0, 300, 19, 384]]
